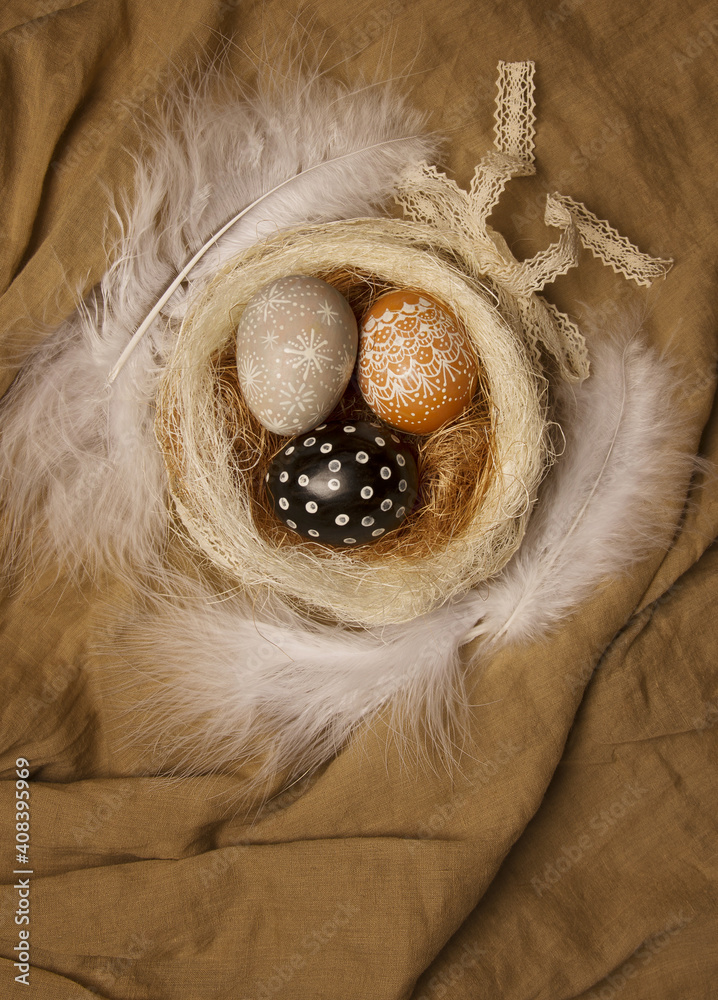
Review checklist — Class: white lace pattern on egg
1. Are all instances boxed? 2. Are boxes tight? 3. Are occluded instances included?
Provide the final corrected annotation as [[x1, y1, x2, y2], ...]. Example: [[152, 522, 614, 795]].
[[361, 296, 474, 416]]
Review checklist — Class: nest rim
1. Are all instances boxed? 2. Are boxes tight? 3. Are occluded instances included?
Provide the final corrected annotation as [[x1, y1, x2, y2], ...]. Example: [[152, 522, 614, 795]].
[[155, 217, 548, 626]]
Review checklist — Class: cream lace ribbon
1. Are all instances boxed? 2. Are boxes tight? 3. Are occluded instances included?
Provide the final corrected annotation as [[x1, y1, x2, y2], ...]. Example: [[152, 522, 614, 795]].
[[396, 61, 673, 382]]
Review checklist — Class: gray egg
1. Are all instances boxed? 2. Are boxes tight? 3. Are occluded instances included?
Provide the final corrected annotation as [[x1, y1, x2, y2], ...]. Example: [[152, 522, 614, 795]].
[[235, 275, 358, 436]]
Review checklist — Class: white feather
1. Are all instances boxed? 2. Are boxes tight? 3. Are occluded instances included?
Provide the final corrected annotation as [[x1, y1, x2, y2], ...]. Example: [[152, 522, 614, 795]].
[[0, 304, 169, 582], [108, 73, 438, 382], [0, 66, 439, 582], [465, 325, 697, 647], [104, 325, 695, 798], [0, 54, 695, 796], [110, 579, 480, 800]]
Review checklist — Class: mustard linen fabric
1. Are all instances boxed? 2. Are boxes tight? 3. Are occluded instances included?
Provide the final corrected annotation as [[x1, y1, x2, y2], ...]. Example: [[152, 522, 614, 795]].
[[1, 1, 716, 997]]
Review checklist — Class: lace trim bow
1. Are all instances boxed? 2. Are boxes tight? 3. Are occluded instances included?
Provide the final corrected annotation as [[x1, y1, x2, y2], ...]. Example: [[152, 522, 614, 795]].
[[396, 61, 673, 382]]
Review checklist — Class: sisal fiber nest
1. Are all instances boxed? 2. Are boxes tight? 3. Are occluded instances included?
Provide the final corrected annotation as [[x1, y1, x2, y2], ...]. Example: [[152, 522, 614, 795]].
[[155, 217, 549, 627]]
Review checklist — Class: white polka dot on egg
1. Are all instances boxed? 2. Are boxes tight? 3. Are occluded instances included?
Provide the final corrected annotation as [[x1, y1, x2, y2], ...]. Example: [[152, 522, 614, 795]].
[[266, 419, 418, 547]]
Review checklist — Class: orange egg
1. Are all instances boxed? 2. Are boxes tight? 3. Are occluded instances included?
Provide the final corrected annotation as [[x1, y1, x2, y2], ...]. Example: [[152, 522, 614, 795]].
[[357, 290, 477, 434]]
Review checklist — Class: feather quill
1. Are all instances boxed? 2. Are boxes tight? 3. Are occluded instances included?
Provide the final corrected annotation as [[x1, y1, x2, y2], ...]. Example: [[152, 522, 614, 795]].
[[464, 325, 696, 648], [107, 134, 434, 385], [0, 66, 439, 582], [0, 55, 694, 796]]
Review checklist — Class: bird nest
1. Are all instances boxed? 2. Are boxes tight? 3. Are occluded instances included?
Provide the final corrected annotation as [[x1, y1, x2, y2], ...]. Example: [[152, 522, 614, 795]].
[[145, 59, 671, 627], [155, 216, 549, 627]]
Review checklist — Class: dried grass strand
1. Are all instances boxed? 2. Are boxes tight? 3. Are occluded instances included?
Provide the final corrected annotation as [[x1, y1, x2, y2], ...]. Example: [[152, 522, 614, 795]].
[[155, 217, 549, 626]]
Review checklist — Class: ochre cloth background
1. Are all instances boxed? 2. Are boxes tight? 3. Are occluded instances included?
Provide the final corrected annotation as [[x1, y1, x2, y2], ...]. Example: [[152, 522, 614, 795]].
[[1, 1, 717, 997]]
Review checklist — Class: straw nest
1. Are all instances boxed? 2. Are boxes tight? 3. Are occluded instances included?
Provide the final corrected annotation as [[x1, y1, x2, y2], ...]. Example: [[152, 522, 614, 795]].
[[155, 217, 549, 627]]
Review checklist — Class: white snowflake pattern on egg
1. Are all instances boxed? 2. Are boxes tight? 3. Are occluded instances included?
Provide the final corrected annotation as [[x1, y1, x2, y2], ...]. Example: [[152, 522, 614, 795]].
[[235, 275, 358, 435]]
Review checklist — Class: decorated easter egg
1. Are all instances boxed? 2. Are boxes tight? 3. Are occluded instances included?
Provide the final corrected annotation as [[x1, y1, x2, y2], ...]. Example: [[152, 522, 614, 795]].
[[265, 420, 419, 546], [236, 275, 358, 436], [357, 290, 478, 434]]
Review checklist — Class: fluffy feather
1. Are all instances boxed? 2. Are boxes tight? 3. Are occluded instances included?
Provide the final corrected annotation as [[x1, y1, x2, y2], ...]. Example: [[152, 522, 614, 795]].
[[0, 65, 439, 582], [0, 55, 694, 798], [464, 325, 696, 648], [111, 578, 480, 801], [112, 328, 696, 798], [108, 75, 438, 382]]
